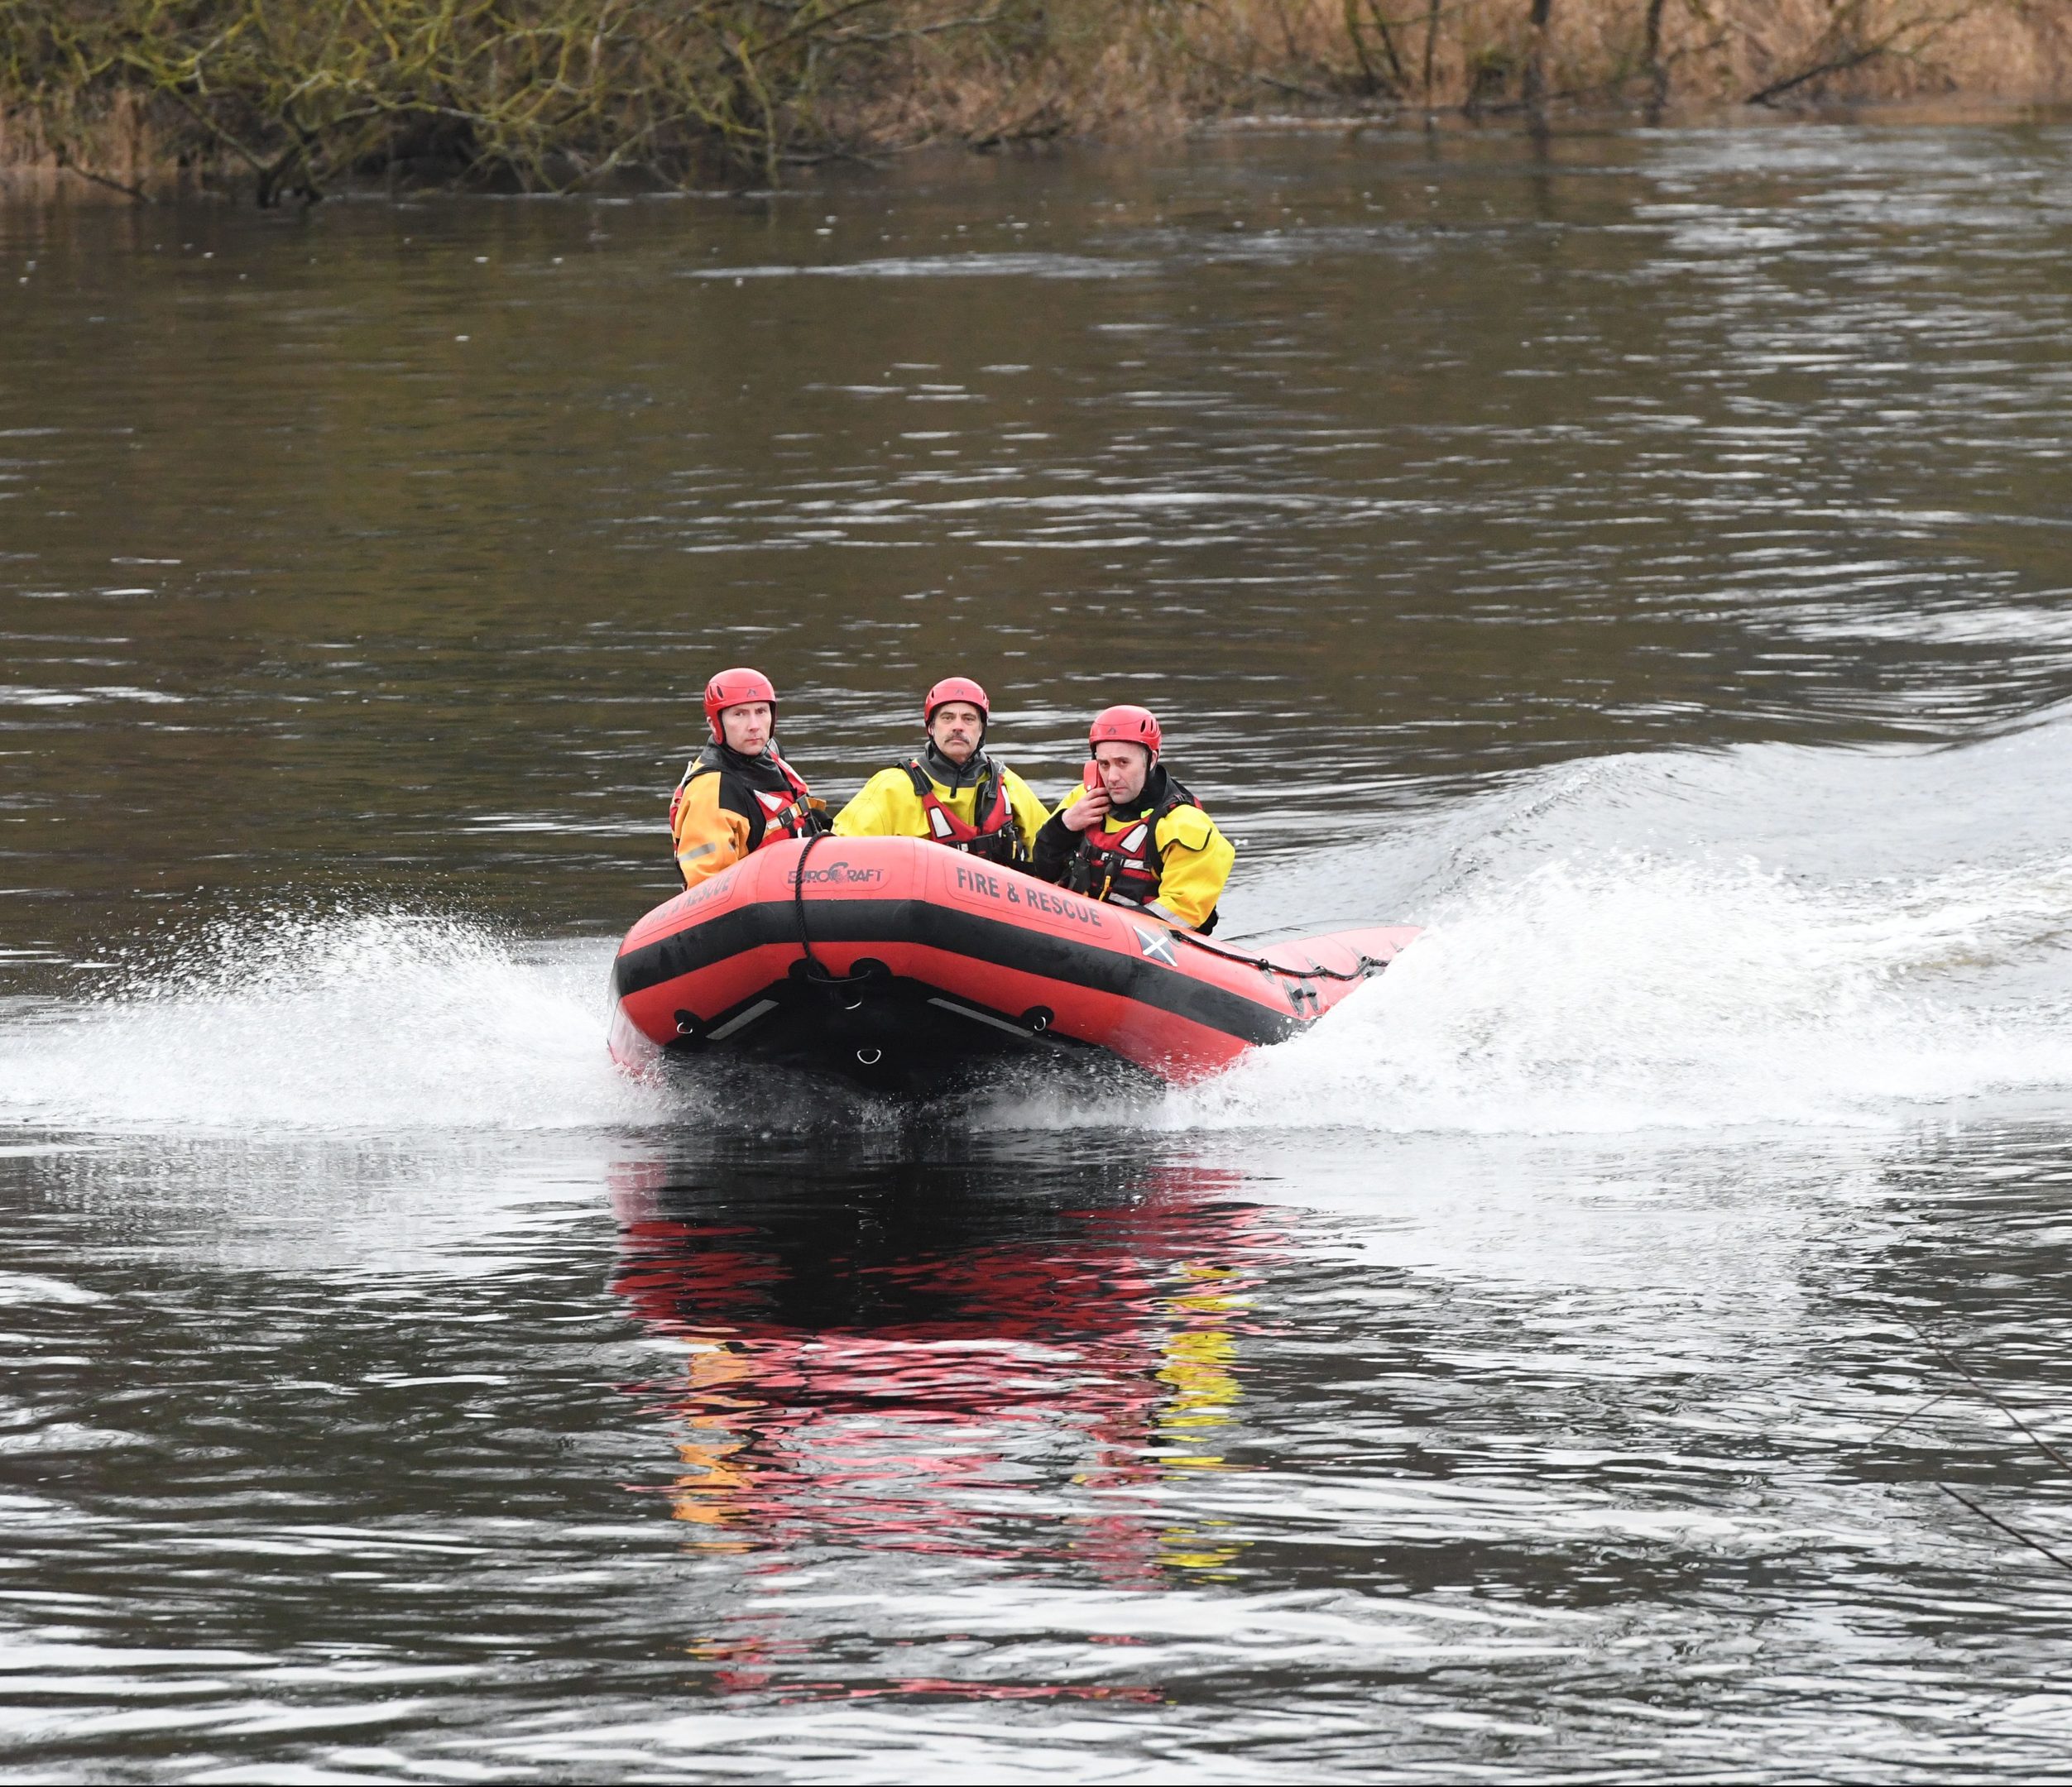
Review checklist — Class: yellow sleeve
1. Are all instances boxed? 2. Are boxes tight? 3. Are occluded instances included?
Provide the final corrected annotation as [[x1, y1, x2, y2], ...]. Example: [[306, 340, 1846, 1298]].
[[832, 768, 928, 839], [670, 775, 752, 889], [1000, 769, 1053, 850], [1154, 805, 1235, 929]]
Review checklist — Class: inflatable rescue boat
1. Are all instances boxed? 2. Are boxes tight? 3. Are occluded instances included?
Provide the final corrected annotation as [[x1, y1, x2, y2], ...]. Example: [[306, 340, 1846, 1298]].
[[610, 835, 1417, 1092]]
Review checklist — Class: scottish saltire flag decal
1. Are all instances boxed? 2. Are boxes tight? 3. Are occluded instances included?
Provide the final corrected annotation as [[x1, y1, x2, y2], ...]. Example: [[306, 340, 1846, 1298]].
[[1134, 926, 1179, 967]]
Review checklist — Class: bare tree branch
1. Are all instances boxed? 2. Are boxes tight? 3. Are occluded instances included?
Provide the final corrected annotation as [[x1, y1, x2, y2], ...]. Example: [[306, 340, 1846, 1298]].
[[1938, 1484, 2072, 1574]]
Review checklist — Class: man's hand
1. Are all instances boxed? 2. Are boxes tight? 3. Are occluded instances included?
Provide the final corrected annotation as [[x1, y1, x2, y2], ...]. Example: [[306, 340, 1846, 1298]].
[[1062, 788, 1110, 833]]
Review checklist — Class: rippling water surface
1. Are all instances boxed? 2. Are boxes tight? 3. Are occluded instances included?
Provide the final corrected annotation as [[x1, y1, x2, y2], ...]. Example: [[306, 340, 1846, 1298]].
[[5, 120, 2072, 1780]]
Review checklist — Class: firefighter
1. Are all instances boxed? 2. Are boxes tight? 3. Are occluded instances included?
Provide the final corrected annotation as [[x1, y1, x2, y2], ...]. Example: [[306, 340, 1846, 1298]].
[[669, 668, 828, 889], [832, 676, 1048, 867], [1031, 704, 1233, 932]]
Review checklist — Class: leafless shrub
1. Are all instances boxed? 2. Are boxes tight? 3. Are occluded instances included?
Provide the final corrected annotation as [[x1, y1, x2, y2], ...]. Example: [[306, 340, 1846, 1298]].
[[2, 0, 2066, 203]]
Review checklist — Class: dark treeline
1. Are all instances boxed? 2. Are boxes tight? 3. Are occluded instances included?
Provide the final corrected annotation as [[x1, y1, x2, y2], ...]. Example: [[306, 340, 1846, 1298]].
[[3, 0, 2068, 204]]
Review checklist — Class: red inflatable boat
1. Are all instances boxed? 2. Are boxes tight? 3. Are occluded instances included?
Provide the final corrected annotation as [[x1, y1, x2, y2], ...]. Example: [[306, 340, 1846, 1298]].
[[609, 835, 1418, 1091]]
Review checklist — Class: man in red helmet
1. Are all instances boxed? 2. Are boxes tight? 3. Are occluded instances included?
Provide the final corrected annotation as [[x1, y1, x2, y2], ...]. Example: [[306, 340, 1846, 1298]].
[[832, 676, 1048, 866], [1031, 704, 1235, 932], [668, 668, 829, 889]]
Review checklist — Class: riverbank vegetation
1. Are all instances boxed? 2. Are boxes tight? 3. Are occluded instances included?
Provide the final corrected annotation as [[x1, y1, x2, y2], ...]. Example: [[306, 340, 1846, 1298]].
[[4, 0, 2068, 202]]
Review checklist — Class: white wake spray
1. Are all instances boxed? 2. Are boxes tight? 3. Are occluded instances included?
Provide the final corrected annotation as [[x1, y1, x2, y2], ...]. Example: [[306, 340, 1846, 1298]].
[[12, 726, 2072, 1141], [1168, 851, 2072, 1134], [0, 908, 658, 1136]]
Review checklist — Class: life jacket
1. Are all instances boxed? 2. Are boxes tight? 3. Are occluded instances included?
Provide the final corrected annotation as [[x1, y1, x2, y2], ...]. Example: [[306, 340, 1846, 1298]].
[[898, 755, 1029, 868], [1063, 772, 1218, 933], [669, 744, 828, 856]]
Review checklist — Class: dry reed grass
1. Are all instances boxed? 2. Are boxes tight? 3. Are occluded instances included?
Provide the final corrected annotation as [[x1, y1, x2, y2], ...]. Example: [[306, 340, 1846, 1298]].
[[3, 0, 2068, 202]]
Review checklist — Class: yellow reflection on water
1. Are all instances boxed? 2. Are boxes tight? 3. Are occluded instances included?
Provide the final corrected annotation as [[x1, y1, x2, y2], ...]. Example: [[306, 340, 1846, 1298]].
[[1151, 1263, 1251, 1577]]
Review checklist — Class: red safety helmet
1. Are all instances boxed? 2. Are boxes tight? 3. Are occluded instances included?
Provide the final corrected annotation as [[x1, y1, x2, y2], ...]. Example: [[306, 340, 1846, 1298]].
[[703, 667, 777, 745], [923, 676, 990, 734], [1088, 703, 1161, 761]]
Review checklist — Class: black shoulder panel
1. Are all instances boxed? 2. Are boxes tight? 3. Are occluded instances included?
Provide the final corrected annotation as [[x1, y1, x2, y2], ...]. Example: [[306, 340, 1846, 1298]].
[[1158, 774, 1204, 816]]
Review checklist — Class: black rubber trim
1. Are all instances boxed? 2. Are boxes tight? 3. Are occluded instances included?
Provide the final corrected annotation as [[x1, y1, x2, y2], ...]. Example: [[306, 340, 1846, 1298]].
[[615, 896, 1299, 1047]]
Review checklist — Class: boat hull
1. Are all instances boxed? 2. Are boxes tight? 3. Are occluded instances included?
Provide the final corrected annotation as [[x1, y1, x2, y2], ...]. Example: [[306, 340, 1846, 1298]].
[[610, 836, 1417, 1092]]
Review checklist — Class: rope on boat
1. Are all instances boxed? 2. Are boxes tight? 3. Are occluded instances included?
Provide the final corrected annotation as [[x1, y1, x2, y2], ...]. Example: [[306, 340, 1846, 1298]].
[[1163, 922, 1389, 984], [791, 831, 872, 988]]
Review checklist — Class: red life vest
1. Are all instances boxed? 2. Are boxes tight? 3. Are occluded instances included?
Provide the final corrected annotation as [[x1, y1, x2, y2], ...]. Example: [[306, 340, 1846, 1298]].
[[899, 757, 1029, 868], [1064, 775, 1216, 932], [670, 745, 827, 855]]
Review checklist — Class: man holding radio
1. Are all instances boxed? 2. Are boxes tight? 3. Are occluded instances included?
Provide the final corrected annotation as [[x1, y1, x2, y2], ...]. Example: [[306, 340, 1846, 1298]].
[[1031, 704, 1235, 934]]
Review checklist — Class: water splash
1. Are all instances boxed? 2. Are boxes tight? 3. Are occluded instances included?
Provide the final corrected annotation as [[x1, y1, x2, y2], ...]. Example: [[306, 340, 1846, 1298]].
[[0, 908, 657, 1137], [1170, 851, 2072, 1135], [14, 757, 2072, 1142]]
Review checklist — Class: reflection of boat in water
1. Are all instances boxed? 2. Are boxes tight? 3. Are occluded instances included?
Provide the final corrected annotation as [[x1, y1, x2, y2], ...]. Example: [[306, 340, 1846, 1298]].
[[610, 836, 1418, 1092], [609, 1156, 1273, 1588]]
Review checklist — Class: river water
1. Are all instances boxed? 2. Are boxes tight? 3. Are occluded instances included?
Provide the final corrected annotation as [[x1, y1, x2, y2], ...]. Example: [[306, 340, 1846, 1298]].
[[4, 117, 2072, 1780]]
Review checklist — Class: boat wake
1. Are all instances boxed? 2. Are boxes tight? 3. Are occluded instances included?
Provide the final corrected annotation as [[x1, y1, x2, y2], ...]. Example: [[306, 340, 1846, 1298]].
[[7, 716, 2072, 1141], [1159, 848, 2072, 1135], [0, 908, 656, 1138]]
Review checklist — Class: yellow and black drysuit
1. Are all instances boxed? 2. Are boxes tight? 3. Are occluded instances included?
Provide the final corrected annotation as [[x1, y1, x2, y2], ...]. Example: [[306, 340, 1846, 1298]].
[[1030, 764, 1235, 932], [669, 742, 828, 889], [832, 742, 1050, 868]]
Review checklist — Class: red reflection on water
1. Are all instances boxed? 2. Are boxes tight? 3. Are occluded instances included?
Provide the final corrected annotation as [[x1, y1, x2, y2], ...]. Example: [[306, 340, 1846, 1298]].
[[832, 1679, 1165, 1704], [608, 1164, 1277, 1588]]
